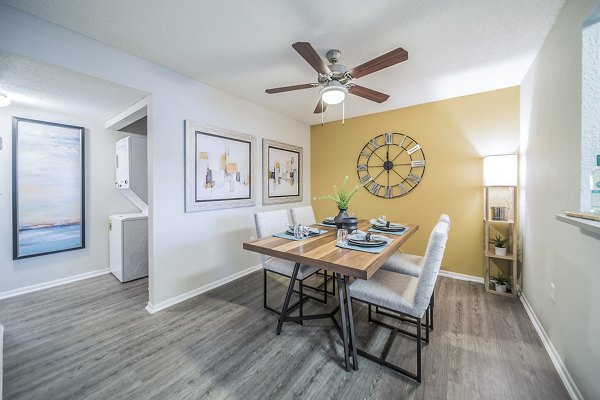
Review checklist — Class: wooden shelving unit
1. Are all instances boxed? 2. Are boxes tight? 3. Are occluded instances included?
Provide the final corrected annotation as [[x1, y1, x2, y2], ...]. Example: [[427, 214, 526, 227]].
[[484, 186, 518, 297]]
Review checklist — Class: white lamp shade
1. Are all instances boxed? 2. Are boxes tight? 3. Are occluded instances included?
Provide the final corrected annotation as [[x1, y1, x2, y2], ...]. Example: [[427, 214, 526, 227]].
[[483, 154, 517, 186], [320, 83, 347, 105]]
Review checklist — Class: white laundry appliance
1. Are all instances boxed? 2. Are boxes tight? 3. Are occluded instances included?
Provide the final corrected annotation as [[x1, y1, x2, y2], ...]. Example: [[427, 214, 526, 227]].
[[109, 213, 148, 282], [110, 135, 148, 282]]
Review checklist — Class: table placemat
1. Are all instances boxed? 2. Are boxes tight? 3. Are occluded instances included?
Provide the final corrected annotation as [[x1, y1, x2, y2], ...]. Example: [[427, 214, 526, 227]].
[[336, 236, 393, 254], [273, 229, 328, 241], [368, 227, 407, 236]]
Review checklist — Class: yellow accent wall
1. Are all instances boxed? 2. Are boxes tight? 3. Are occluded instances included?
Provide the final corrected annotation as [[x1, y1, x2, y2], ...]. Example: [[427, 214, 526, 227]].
[[311, 87, 520, 278]]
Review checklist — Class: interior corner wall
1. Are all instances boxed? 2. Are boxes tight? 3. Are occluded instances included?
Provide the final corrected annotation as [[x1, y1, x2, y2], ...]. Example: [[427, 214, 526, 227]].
[[311, 87, 519, 278], [0, 5, 311, 306], [0, 106, 138, 294], [519, 0, 600, 398]]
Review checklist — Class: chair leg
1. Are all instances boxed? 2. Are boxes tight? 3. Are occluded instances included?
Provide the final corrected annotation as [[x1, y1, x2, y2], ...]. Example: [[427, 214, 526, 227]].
[[263, 269, 267, 309], [368, 304, 372, 322], [425, 308, 430, 344], [299, 280, 303, 326], [332, 272, 335, 295], [430, 290, 435, 331], [323, 270, 328, 305], [416, 317, 422, 383]]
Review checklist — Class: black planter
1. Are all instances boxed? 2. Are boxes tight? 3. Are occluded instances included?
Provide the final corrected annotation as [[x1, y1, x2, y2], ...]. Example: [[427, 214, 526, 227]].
[[342, 217, 358, 233], [334, 208, 349, 229]]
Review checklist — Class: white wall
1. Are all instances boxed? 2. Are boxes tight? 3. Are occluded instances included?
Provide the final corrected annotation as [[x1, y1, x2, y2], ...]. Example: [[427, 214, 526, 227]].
[[520, 0, 600, 398], [0, 105, 138, 294], [0, 5, 311, 306]]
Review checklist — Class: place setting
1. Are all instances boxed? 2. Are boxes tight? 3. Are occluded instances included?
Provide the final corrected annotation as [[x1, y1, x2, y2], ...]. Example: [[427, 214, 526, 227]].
[[368, 215, 407, 236], [335, 230, 393, 254], [273, 224, 328, 241]]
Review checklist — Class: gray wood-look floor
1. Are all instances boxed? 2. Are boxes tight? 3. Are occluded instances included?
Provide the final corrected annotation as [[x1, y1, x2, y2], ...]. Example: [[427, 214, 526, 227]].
[[0, 272, 570, 400]]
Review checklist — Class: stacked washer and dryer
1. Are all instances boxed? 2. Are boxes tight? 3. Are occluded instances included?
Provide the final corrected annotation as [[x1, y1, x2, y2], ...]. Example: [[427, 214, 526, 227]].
[[109, 135, 148, 282]]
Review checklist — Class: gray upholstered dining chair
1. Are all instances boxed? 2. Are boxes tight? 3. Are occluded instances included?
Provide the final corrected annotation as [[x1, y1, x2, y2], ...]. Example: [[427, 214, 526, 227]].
[[254, 210, 323, 324], [378, 214, 451, 330], [290, 205, 335, 301], [348, 219, 449, 383], [290, 205, 317, 226]]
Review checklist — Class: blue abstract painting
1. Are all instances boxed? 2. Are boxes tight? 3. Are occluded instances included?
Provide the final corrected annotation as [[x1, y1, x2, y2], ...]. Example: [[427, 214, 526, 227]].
[[13, 118, 84, 259]]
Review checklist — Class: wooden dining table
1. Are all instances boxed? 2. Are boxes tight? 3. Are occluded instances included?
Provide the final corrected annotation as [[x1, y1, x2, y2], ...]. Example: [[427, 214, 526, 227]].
[[243, 219, 419, 371]]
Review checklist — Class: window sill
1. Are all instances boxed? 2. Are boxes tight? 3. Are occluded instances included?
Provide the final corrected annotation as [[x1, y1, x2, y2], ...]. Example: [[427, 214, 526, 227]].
[[556, 214, 600, 237]]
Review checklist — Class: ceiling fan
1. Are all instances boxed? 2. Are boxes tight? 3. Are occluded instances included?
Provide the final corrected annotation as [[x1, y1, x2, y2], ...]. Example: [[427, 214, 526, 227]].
[[265, 42, 408, 114]]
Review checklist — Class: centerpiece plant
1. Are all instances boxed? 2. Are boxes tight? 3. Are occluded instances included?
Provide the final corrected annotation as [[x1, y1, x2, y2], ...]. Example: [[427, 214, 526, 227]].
[[314, 176, 370, 228]]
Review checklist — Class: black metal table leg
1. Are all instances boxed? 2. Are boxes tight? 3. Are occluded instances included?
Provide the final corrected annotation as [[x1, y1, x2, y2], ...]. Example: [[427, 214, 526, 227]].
[[335, 273, 351, 371], [276, 262, 300, 335], [343, 275, 359, 370]]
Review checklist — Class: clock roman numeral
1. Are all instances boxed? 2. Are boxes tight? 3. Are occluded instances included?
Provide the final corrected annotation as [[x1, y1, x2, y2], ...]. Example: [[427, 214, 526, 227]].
[[360, 174, 372, 185], [384, 132, 394, 145], [356, 164, 368, 171], [369, 183, 381, 195], [397, 184, 408, 195], [398, 134, 407, 147], [407, 144, 421, 155], [385, 186, 393, 198], [360, 149, 372, 158], [407, 173, 421, 183], [369, 138, 381, 149], [411, 160, 426, 167]]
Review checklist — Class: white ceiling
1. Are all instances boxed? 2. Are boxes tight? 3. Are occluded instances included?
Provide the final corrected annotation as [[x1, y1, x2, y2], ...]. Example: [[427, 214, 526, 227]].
[[2, 0, 564, 125], [0, 50, 147, 121]]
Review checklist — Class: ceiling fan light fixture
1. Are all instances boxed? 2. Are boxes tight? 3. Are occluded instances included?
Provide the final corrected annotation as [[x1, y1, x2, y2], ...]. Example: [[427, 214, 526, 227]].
[[320, 82, 347, 105]]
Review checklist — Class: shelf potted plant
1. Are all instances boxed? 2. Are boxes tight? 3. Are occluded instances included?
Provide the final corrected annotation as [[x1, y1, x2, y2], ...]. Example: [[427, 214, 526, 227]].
[[492, 270, 510, 293], [314, 176, 370, 229], [490, 234, 507, 256]]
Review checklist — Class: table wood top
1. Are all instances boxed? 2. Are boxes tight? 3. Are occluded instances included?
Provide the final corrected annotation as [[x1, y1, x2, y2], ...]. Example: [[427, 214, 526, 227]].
[[243, 220, 419, 280]]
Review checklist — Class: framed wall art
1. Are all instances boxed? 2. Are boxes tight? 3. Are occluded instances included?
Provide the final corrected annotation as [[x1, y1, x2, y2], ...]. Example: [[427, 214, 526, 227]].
[[262, 139, 303, 205], [185, 121, 256, 211], [12, 117, 85, 259]]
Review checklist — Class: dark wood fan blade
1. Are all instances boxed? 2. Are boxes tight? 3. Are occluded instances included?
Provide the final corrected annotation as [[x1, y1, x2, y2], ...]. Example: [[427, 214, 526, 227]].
[[348, 85, 390, 103], [265, 83, 316, 94], [314, 99, 328, 114], [348, 47, 408, 79], [292, 42, 331, 75]]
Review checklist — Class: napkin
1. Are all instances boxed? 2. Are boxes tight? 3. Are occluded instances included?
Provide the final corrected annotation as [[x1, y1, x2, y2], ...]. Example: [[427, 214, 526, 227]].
[[288, 226, 321, 236], [369, 218, 405, 229], [349, 232, 385, 242]]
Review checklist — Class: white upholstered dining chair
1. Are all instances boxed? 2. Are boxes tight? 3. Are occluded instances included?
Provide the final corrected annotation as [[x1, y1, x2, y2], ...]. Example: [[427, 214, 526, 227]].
[[348, 219, 450, 383], [254, 210, 322, 325], [378, 214, 451, 330], [290, 205, 317, 226]]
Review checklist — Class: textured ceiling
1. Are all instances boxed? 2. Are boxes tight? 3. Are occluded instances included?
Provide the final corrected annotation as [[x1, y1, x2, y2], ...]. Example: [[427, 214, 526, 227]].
[[2, 0, 564, 125], [0, 50, 147, 121]]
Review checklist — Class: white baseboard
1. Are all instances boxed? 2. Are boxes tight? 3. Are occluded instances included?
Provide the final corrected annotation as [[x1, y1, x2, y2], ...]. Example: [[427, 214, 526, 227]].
[[0, 268, 110, 300], [439, 269, 484, 284], [145, 264, 262, 314], [519, 291, 583, 400]]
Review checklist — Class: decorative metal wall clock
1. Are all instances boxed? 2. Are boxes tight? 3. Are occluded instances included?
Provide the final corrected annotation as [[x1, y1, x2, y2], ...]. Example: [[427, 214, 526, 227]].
[[356, 132, 426, 198]]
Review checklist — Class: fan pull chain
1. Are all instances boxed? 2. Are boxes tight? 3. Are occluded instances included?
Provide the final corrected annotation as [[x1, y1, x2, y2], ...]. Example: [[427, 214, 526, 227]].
[[342, 98, 345, 125], [321, 97, 324, 126]]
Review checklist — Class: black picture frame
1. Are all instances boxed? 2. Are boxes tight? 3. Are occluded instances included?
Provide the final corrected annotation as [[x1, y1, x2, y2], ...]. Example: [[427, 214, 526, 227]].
[[12, 117, 86, 259]]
